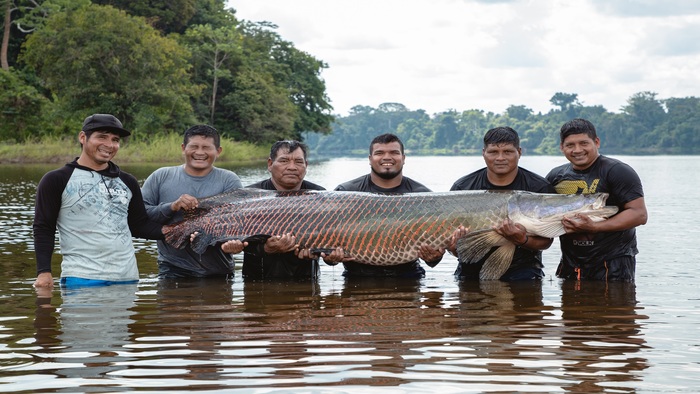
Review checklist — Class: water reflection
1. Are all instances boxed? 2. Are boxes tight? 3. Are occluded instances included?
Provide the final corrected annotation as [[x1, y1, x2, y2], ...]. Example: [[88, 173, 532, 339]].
[[29, 284, 139, 391], [556, 280, 649, 392]]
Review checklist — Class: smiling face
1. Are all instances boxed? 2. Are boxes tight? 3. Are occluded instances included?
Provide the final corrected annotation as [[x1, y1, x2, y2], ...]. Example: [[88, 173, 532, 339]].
[[560, 133, 600, 171], [78, 131, 121, 170], [182, 135, 222, 176], [369, 141, 405, 180]]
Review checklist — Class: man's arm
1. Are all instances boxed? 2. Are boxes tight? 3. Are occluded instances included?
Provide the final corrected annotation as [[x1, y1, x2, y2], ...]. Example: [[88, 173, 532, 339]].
[[33, 168, 70, 287], [563, 197, 647, 233]]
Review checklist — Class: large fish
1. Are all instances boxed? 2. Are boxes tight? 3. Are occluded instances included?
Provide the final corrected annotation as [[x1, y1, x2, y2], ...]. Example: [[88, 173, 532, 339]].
[[162, 189, 618, 280]]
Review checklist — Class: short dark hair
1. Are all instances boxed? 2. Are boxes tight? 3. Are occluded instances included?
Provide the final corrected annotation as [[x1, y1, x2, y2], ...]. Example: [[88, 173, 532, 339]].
[[270, 140, 308, 161], [183, 124, 220, 148], [560, 118, 597, 143], [483, 126, 520, 149], [370, 133, 404, 155]]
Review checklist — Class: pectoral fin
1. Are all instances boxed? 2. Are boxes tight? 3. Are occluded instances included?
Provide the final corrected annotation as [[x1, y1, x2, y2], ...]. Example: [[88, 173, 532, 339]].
[[456, 230, 513, 280], [479, 244, 516, 280]]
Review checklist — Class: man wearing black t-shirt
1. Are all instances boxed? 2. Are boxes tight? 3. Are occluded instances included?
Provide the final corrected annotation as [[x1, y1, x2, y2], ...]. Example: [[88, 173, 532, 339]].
[[547, 118, 647, 282], [451, 126, 555, 281], [325, 133, 445, 278], [243, 140, 325, 280]]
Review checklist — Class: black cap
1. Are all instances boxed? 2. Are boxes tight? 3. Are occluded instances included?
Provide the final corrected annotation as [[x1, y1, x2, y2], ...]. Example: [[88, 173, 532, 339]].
[[82, 114, 131, 137]]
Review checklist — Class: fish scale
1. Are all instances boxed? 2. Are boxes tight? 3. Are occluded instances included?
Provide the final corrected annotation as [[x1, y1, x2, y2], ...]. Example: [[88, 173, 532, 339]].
[[163, 188, 617, 279]]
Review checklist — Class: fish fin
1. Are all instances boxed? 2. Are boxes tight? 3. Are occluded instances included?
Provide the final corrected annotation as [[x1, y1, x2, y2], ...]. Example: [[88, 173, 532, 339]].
[[456, 230, 508, 264], [479, 244, 516, 280], [190, 230, 214, 254]]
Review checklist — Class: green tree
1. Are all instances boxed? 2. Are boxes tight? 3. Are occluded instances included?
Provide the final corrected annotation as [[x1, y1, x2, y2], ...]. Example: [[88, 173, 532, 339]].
[[219, 67, 296, 143], [22, 4, 198, 137], [91, 0, 197, 34], [505, 104, 533, 121], [0, 68, 48, 140], [549, 92, 580, 112], [182, 23, 241, 126], [241, 21, 334, 139]]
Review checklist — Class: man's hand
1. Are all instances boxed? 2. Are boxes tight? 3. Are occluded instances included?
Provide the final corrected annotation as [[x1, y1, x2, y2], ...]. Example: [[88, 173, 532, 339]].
[[493, 219, 528, 245], [264, 233, 299, 254], [448, 225, 469, 255], [562, 213, 597, 233], [221, 239, 248, 254], [417, 244, 445, 267], [171, 194, 199, 212], [33, 272, 54, 288], [321, 248, 353, 265]]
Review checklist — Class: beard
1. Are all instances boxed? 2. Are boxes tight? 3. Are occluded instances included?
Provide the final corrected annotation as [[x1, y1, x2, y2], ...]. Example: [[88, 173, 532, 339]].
[[371, 166, 401, 180]]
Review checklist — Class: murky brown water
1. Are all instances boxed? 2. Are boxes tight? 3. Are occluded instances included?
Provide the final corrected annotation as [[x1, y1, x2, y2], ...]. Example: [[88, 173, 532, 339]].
[[1, 156, 698, 393]]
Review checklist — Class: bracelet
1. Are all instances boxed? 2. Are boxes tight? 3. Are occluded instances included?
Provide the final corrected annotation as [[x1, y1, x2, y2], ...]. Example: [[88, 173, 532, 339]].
[[517, 235, 529, 247]]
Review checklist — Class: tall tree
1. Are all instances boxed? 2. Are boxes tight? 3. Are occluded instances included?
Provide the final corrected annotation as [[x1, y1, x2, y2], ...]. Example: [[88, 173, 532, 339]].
[[241, 21, 334, 139], [550, 92, 580, 112], [183, 23, 241, 126], [22, 4, 198, 135]]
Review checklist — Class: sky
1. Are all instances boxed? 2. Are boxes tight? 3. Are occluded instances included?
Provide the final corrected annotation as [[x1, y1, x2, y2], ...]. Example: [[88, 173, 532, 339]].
[[228, 0, 700, 117]]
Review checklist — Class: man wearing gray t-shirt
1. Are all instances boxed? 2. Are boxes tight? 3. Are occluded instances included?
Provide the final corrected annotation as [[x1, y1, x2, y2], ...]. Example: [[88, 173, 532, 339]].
[[141, 125, 244, 278]]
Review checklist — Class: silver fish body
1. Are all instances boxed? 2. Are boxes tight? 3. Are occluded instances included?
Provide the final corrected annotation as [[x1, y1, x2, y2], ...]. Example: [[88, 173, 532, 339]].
[[162, 189, 618, 279]]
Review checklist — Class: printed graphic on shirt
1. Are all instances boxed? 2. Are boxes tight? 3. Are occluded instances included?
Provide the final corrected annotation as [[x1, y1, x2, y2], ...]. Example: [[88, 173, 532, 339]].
[[63, 170, 133, 246], [553, 178, 599, 194]]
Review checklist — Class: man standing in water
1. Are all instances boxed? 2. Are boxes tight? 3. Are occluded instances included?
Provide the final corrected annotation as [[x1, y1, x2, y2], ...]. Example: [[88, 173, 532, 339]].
[[547, 118, 647, 282], [325, 133, 445, 277], [141, 124, 245, 278], [451, 126, 555, 281], [243, 140, 326, 280], [33, 114, 164, 288]]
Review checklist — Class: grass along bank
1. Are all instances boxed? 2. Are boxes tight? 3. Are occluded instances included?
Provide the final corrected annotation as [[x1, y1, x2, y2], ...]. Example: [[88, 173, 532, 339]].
[[0, 133, 270, 165]]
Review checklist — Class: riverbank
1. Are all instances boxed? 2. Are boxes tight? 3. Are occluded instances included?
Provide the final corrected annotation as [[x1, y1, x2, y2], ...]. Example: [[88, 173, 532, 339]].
[[0, 134, 270, 164]]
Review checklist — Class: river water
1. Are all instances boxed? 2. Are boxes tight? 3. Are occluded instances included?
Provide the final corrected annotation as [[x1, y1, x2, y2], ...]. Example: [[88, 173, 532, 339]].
[[0, 155, 698, 393]]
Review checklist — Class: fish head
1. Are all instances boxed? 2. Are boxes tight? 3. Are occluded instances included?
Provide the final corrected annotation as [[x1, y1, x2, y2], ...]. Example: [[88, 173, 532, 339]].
[[508, 192, 619, 238]]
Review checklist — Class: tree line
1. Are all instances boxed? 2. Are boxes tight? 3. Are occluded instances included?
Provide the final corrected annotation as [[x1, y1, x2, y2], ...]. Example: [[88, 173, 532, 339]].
[[2, 2, 699, 156], [304, 92, 700, 157], [1, 0, 334, 144]]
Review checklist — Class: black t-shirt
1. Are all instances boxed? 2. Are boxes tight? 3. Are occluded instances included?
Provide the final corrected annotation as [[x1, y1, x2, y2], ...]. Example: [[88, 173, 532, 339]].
[[335, 174, 431, 193], [546, 155, 644, 268], [242, 178, 325, 279], [333, 174, 431, 278], [450, 167, 555, 280]]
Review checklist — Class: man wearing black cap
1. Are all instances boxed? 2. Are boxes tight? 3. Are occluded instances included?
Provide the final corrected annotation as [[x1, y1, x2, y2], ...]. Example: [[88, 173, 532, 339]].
[[33, 114, 164, 288]]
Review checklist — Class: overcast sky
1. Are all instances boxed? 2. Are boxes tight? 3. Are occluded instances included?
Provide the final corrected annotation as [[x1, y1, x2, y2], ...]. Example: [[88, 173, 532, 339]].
[[228, 0, 700, 117]]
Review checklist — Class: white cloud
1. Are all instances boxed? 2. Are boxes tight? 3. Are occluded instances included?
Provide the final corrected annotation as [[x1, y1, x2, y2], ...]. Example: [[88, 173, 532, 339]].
[[228, 0, 700, 116]]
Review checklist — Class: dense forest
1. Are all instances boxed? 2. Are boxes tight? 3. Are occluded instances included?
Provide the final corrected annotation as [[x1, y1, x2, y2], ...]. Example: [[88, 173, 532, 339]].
[[1, 0, 334, 144], [2, 1, 699, 155], [304, 92, 700, 157]]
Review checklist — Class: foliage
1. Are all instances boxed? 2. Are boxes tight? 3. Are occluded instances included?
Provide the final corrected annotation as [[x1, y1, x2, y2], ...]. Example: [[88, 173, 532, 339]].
[[2, 1, 333, 147], [306, 91, 700, 157], [21, 4, 199, 137], [0, 67, 48, 140]]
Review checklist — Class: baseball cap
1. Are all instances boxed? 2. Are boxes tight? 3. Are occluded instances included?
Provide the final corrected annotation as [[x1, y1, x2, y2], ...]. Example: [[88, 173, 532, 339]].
[[82, 114, 131, 137]]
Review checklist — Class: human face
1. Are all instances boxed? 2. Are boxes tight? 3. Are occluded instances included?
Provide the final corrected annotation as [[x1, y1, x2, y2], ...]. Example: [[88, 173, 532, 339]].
[[182, 135, 221, 176], [268, 147, 307, 190], [560, 133, 600, 171], [369, 141, 405, 180], [78, 131, 120, 169], [483, 143, 521, 177]]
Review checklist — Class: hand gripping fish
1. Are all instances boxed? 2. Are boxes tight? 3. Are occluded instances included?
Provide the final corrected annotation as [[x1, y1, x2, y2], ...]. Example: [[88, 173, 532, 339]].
[[162, 189, 618, 280]]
